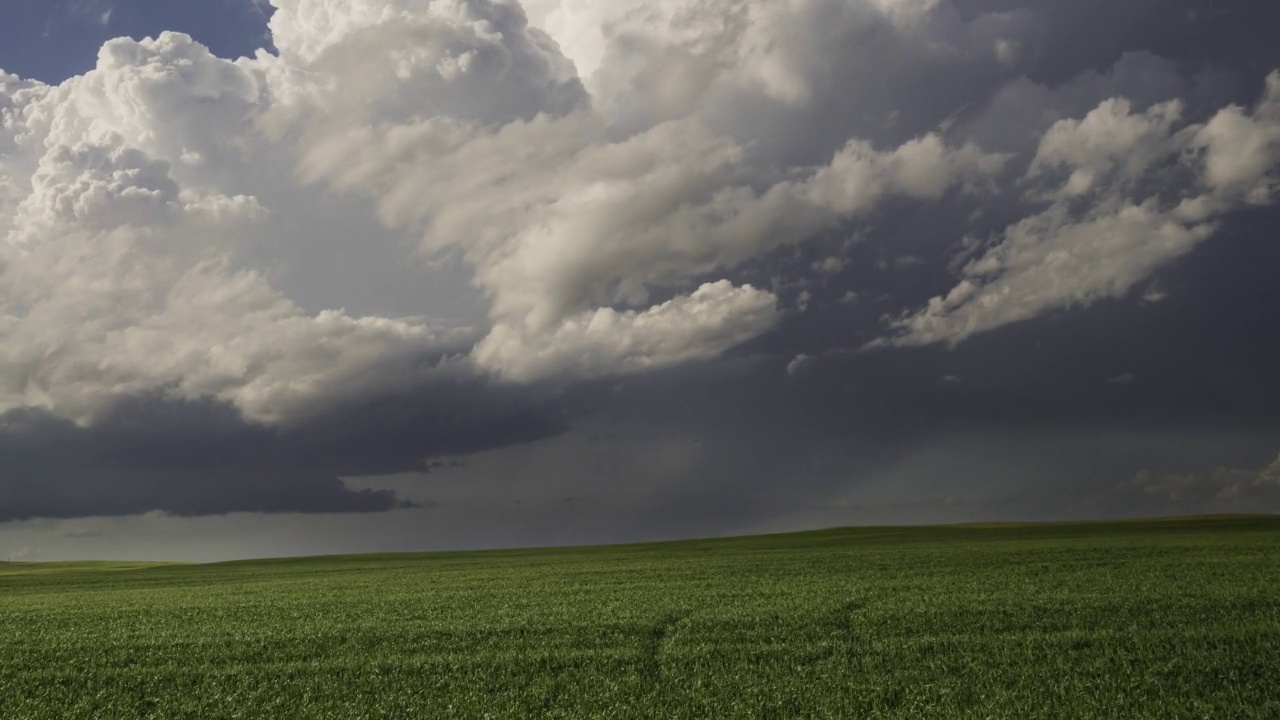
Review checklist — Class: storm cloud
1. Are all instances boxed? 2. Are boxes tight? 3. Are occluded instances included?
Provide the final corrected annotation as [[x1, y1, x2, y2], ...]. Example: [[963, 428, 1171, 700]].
[[0, 379, 567, 521], [1, 0, 1279, 538]]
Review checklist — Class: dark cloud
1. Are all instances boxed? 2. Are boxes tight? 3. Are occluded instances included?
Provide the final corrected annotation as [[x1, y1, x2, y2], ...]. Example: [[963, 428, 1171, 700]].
[[0, 383, 567, 522], [581, 197, 1280, 527], [1113, 455, 1280, 516], [954, 0, 1280, 87], [729, 203, 1280, 430]]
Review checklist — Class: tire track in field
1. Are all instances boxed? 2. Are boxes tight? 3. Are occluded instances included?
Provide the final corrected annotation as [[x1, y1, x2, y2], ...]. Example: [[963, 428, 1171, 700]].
[[641, 612, 686, 684], [811, 597, 867, 665]]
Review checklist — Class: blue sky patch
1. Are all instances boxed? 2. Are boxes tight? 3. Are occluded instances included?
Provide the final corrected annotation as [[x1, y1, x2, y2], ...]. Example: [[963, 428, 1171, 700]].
[[0, 0, 274, 83]]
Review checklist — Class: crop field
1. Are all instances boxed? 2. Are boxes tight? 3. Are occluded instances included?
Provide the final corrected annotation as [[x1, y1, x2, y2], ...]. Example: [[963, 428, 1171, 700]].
[[2, 516, 1279, 719]]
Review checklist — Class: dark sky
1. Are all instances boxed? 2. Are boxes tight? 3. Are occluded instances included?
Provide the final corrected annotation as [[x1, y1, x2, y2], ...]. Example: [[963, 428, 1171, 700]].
[[1, 0, 1279, 561]]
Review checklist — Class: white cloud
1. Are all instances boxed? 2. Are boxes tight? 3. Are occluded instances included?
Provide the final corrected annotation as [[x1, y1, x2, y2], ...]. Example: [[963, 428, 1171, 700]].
[[880, 72, 1280, 348], [531, 0, 1027, 157], [3, 0, 1271, 427], [473, 281, 778, 382], [1026, 98, 1186, 199], [882, 200, 1213, 347], [786, 353, 815, 376], [275, 0, 1007, 382], [1192, 72, 1280, 199], [0, 32, 462, 425]]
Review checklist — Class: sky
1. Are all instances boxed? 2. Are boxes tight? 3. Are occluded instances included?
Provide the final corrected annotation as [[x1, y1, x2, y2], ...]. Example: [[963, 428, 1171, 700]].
[[1, 0, 1279, 562]]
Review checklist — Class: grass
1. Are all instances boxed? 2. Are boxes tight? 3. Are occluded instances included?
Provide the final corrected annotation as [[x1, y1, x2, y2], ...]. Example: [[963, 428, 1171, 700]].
[[2, 516, 1278, 719]]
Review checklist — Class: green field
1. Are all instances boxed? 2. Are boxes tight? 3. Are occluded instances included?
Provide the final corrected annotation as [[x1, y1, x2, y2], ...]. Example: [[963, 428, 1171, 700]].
[[2, 516, 1279, 719]]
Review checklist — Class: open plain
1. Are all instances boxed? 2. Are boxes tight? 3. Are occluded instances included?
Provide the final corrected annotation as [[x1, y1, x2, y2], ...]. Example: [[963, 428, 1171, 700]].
[[2, 516, 1279, 719]]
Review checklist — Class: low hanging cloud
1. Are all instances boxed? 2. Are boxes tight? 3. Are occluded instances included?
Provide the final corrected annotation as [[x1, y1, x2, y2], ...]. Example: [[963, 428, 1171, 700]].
[[1120, 454, 1280, 516], [0, 381, 568, 521], [1, 0, 1280, 521]]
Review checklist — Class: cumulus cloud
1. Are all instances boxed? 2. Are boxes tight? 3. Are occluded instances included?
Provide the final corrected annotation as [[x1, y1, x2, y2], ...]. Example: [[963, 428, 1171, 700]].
[[14, 0, 1256, 429], [0, 32, 472, 427], [474, 281, 779, 382], [1193, 72, 1280, 197], [275, 0, 1008, 382], [1026, 98, 1187, 200], [525, 0, 1029, 156], [0, 0, 997, 518], [880, 72, 1280, 347], [7, 0, 1013, 426]]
